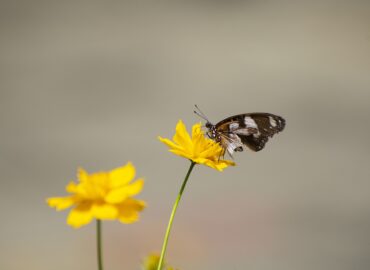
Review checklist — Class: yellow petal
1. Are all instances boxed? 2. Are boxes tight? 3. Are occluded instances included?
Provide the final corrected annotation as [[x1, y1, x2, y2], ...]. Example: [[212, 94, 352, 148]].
[[47, 196, 75, 210], [191, 125, 202, 154], [77, 167, 89, 183], [118, 210, 139, 223], [105, 188, 129, 204], [158, 136, 184, 152], [109, 162, 135, 188], [67, 202, 93, 228], [126, 178, 144, 196], [117, 199, 146, 224], [173, 120, 192, 149], [191, 122, 203, 140], [206, 159, 235, 171], [66, 181, 78, 193], [106, 179, 145, 204], [169, 149, 192, 160], [198, 140, 222, 157], [91, 203, 118, 219]]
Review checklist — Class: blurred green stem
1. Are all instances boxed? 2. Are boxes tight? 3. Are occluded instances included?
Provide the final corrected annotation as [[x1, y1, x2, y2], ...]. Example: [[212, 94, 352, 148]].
[[97, 219, 104, 270], [157, 161, 196, 270]]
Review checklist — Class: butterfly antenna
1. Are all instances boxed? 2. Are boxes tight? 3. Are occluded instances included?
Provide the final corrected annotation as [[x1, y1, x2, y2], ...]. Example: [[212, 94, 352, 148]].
[[194, 104, 210, 123]]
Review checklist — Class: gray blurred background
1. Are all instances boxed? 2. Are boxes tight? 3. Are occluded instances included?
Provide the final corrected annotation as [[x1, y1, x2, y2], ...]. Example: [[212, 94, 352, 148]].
[[1, 1, 370, 269]]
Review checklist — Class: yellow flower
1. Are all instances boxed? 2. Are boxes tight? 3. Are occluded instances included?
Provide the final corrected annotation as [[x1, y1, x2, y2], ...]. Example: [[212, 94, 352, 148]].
[[142, 253, 162, 270], [142, 253, 177, 270], [47, 162, 146, 228], [158, 120, 235, 171]]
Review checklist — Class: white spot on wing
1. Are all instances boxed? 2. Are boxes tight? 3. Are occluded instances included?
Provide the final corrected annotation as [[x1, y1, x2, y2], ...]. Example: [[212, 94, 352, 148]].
[[244, 117, 258, 129], [235, 128, 254, 135], [269, 116, 277, 127], [229, 122, 239, 130]]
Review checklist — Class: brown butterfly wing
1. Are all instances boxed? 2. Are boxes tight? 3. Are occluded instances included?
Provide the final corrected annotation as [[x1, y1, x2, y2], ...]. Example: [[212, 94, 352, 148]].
[[215, 113, 285, 152]]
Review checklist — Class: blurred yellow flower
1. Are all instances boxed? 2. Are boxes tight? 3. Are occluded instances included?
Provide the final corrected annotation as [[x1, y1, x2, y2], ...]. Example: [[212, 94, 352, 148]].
[[142, 253, 177, 270], [47, 162, 146, 228], [158, 120, 235, 171], [142, 253, 162, 270]]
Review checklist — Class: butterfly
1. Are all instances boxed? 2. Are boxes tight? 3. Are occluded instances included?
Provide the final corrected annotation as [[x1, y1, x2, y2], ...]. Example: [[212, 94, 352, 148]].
[[194, 105, 286, 156]]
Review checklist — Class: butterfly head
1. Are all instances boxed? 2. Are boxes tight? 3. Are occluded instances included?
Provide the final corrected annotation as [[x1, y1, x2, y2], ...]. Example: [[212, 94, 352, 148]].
[[204, 121, 218, 140], [204, 121, 213, 129]]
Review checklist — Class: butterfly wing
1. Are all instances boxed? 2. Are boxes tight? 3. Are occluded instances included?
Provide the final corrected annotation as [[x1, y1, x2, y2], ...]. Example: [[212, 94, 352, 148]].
[[218, 132, 244, 156], [216, 113, 285, 153]]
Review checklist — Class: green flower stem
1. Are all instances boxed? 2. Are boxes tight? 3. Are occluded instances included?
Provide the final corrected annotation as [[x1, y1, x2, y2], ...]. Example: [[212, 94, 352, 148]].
[[97, 219, 104, 270], [157, 161, 196, 270]]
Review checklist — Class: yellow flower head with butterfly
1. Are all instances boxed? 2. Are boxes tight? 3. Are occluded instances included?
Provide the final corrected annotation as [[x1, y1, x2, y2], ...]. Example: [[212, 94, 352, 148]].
[[158, 120, 235, 171]]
